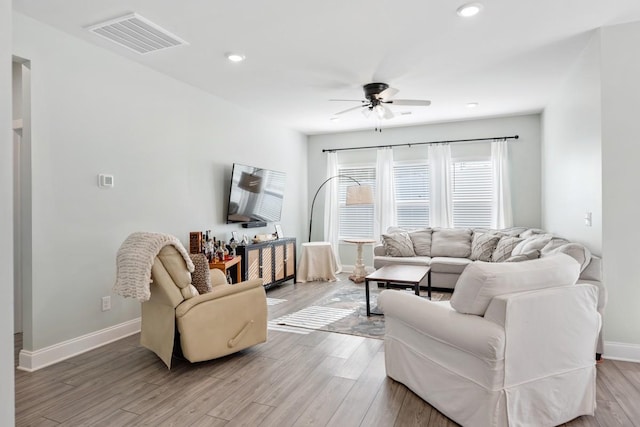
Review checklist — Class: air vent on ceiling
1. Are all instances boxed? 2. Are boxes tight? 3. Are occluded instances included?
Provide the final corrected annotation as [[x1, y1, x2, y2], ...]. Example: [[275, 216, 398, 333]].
[[87, 13, 188, 54]]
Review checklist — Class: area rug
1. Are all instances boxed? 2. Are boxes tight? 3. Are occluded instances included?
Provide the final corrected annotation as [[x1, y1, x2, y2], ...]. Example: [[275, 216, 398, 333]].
[[271, 281, 449, 339]]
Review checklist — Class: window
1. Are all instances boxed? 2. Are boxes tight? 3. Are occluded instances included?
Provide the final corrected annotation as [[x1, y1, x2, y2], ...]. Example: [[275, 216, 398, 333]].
[[452, 160, 492, 228], [394, 161, 430, 229], [338, 166, 375, 239]]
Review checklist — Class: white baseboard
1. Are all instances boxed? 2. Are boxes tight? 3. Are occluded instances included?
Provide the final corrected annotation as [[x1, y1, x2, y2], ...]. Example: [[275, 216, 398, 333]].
[[603, 341, 640, 363], [17, 318, 141, 372], [15, 317, 639, 371]]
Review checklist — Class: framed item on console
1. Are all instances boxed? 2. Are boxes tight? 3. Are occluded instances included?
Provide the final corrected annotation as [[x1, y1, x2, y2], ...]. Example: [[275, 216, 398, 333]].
[[274, 224, 284, 239]]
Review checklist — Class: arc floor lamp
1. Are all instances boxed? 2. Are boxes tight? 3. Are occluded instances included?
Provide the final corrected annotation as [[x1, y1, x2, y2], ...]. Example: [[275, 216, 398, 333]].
[[308, 175, 374, 242]]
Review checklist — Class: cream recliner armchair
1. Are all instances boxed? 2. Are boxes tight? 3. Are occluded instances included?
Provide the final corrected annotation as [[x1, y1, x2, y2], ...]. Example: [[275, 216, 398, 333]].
[[378, 254, 601, 426], [141, 245, 267, 368]]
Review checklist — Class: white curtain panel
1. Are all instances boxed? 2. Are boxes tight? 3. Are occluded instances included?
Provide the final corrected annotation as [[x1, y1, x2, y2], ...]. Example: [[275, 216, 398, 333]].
[[491, 139, 513, 229], [374, 147, 397, 240], [323, 152, 342, 273], [428, 144, 453, 228]]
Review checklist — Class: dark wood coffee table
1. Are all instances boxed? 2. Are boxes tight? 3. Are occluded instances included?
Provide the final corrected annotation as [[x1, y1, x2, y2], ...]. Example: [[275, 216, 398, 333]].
[[364, 265, 431, 316]]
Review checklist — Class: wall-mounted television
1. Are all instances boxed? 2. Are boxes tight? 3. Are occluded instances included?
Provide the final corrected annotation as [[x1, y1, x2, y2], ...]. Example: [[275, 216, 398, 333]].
[[226, 163, 286, 228]]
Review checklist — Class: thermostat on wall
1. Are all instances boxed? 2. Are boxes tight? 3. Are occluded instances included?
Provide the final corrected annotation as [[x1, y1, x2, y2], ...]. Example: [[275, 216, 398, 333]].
[[98, 174, 114, 188]]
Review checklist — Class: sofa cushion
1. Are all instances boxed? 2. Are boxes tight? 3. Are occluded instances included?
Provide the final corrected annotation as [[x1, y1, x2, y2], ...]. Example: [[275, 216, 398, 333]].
[[409, 228, 432, 256], [511, 234, 553, 256], [430, 257, 473, 274], [382, 232, 416, 257], [491, 236, 524, 262], [504, 249, 540, 263], [470, 232, 501, 262], [548, 243, 591, 272], [450, 253, 580, 315], [431, 228, 472, 258], [374, 255, 431, 269]]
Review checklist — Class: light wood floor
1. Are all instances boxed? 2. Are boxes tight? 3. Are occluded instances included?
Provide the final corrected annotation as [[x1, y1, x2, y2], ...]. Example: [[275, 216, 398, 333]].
[[14, 277, 640, 426]]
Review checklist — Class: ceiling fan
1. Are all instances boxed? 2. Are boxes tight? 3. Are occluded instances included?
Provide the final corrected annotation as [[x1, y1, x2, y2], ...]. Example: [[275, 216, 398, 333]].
[[331, 82, 431, 120]]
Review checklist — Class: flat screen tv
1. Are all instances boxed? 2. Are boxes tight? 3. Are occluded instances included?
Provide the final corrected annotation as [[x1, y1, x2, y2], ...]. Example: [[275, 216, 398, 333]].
[[226, 163, 286, 227]]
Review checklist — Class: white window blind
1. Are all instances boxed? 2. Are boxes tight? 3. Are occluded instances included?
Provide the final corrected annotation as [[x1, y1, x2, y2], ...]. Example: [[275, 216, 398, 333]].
[[452, 160, 492, 228], [394, 162, 430, 229], [338, 166, 375, 239]]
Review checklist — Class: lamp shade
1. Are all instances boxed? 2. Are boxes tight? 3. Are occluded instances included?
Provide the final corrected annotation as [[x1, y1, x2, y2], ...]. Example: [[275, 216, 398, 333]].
[[346, 185, 374, 205]]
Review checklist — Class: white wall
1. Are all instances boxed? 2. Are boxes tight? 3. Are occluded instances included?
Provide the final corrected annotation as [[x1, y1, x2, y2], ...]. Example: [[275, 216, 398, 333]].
[[601, 21, 640, 350], [542, 21, 640, 358], [541, 30, 602, 254], [12, 12, 307, 354], [1, 0, 16, 424], [308, 114, 541, 266]]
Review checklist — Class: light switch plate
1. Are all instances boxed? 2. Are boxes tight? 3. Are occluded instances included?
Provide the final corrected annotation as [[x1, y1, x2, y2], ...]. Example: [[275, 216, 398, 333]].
[[98, 174, 114, 188]]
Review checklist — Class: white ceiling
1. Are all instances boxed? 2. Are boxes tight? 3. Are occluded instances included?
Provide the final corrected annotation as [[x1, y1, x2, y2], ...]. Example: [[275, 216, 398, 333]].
[[13, 0, 640, 135]]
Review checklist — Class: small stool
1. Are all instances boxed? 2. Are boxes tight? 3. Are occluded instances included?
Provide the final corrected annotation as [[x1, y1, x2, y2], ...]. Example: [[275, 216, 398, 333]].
[[297, 242, 338, 283]]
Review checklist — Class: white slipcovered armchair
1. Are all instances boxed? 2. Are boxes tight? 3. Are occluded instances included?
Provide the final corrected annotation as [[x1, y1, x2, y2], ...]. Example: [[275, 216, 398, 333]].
[[378, 254, 601, 426]]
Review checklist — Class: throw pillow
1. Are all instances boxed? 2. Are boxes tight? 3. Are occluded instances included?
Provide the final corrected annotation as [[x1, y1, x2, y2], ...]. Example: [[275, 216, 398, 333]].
[[430, 228, 472, 258], [408, 228, 432, 256], [189, 253, 212, 294], [519, 228, 546, 239], [382, 232, 416, 257], [450, 253, 581, 315], [511, 234, 553, 256], [492, 235, 524, 262], [540, 237, 571, 256], [549, 243, 592, 272], [505, 249, 540, 262], [500, 227, 528, 236], [470, 232, 501, 262]]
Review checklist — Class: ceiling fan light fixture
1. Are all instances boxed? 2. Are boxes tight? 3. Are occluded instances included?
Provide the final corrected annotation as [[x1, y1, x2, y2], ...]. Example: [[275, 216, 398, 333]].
[[226, 52, 246, 62], [375, 105, 386, 118], [457, 3, 483, 17]]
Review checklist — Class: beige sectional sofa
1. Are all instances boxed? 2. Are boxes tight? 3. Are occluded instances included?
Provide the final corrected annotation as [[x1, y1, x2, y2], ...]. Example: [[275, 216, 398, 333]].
[[373, 226, 606, 355]]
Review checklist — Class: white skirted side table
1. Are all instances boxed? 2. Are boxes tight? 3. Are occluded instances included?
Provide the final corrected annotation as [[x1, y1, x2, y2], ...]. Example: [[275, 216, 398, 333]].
[[343, 238, 376, 283], [297, 242, 339, 283]]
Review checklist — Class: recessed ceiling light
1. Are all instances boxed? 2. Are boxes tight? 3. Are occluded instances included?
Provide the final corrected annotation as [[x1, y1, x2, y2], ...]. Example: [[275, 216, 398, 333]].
[[467, 102, 479, 108], [457, 3, 483, 17], [226, 52, 246, 62]]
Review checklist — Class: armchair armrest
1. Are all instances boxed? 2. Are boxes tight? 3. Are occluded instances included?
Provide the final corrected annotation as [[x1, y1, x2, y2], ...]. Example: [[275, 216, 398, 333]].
[[176, 279, 264, 318], [378, 290, 505, 361], [484, 284, 600, 387], [373, 244, 386, 256]]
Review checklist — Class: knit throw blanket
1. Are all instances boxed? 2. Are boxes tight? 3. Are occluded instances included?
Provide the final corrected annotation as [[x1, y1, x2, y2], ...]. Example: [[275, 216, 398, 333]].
[[114, 232, 195, 302]]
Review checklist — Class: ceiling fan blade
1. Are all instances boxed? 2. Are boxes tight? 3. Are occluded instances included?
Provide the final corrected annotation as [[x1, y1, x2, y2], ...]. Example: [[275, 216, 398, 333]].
[[381, 105, 394, 119], [385, 99, 431, 106], [335, 105, 365, 116], [377, 87, 399, 101]]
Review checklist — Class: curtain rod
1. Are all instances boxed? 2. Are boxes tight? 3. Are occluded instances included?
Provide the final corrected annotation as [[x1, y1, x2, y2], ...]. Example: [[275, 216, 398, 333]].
[[322, 134, 519, 153]]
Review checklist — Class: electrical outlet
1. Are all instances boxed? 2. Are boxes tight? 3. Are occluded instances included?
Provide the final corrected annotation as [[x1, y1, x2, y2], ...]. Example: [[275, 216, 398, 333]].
[[101, 296, 111, 312]]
